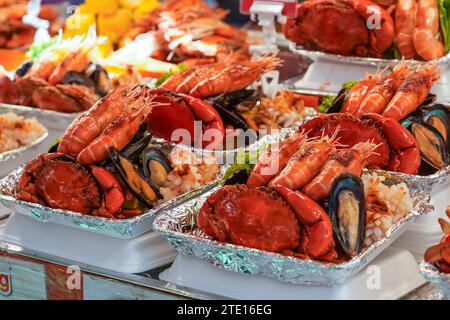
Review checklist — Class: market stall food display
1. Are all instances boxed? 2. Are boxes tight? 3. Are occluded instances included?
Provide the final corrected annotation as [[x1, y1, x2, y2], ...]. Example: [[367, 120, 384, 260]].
[[0, 0, 450, 300]]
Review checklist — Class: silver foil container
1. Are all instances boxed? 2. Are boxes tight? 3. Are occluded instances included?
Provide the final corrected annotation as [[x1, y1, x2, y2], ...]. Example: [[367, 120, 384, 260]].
[[289, 43, 450, 67], [154, 171, 433, 286], [0, 103, 80, 131], [420, 262, 450, 300], [0, 143, 233, 239]]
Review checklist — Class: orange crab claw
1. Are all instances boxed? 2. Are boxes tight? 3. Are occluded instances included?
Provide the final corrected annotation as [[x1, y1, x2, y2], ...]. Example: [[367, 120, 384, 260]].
[[362, 113, 421, 174], [89, 165, 124, 215], [273, 185, 335, 258]]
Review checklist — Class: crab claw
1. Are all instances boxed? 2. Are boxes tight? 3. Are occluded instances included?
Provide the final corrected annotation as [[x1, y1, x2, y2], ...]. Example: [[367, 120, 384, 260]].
[[89, 165, 124, 215], [273, 185, 335, 258], [146, 89, 225, 150], [362, 113, 421, 174]]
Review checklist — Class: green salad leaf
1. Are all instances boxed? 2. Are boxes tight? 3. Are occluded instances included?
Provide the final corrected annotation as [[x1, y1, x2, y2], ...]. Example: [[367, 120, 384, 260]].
[[155, 63, 188, 87], [318, 95, 336, 113], [342, 80, 358, 90], [438, 0, 450, 53], [27, 36, 58, 61], [222, 143, 269, 183], [317, 80, 357, 113]]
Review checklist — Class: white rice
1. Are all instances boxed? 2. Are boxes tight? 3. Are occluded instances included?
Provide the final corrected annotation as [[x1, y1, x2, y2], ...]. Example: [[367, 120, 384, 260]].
[[158, 147, 219, 202], [0, 112, 46, 154], [361, 172, 414, 247]]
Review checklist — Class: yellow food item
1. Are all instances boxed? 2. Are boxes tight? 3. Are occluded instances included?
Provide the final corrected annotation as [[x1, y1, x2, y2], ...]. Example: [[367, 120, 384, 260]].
[[64, 12, 96, 37], [98, 8, 132, 43], [84, 0, 118, 15], [119, 0, 142, 9], [97, 38, 114, 57], [133, 0, 159, 22]]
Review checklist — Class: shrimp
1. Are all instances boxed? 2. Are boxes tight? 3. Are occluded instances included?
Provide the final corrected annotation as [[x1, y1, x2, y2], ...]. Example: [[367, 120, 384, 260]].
[[396, 0, 418, 59], [382, 64, 440, 121], [356, 64, 410, 116], [247, 132, 307, 188], [160, 55, 280, 98], [47, 51, 91, 85], [413, 0, 445, 61], [58, 85, 137, 158], [341, 73, 381, 114], [268, 135, 338, 190], [302, 142, 377, 200]]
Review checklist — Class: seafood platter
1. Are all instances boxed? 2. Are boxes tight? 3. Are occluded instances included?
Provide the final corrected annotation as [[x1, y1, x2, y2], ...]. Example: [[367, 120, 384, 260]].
[[0, 0, 450, 300], [283, 0, 450, 101]]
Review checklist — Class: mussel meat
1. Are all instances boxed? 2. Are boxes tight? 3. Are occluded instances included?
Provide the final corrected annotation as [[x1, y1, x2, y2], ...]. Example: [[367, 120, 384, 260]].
[[412, 122, 449, 170], [328, 173, 366, 258], [423, 105, 450, 154], [109, 148, 159, 208], [141, 146, 172, 187]]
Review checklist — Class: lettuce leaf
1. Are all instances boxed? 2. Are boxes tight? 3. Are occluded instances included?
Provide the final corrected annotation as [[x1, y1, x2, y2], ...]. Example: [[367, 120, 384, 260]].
[[27, 36, 58, 61], [318, 95, 335, 113], [438, 0, 450, 53], [222, 143, 269, 183], [155, 62, 188, 87]]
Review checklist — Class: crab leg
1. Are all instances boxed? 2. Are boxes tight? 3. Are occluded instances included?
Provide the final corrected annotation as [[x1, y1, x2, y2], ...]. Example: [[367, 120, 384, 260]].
[[90, 165, 124, 214]]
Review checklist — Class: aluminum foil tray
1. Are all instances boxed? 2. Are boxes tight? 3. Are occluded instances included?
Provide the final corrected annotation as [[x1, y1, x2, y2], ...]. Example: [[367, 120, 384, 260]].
[[420, 262, 450, 300], [289, 43, 450, 68], [0, 103, 81, 131], [154, 171, 433, 286], [0, 147, 230, 239]]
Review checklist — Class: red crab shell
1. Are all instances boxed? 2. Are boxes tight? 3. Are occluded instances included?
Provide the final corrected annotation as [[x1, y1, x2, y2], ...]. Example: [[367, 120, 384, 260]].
[[197, 185, 301, 252], [300, 113, 390, 169], [283, 0, 369, 56], [16, 153, 101, 214]]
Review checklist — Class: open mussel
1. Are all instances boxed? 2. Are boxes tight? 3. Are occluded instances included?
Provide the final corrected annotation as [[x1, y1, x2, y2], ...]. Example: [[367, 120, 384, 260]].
[[63, 71, 96, 88], [209, 89, 259, 111], [328, 173, 366, 258], [412, 122, 449, 170], [141, 146, 172, 187], [109, 147, 159, 208], [213, 103, 251, 131], [423, 105, 450, 154]]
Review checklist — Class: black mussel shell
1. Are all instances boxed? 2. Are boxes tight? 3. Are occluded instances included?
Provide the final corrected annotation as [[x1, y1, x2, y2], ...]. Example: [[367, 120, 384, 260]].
[[15, 61, 33, 78], [213, 102, 251, 131], [63, 71, 96, 88], [86, 64, 111, 96], [423, 105, 450, 153], [328, 173, 366, 258], [121, 132, 152, 163], [412, 122, 449, 170], [223, 169, 250, 185], [208, 89, 256, 109], [141, 146, 172, 187], [47, 139, 60, 153], [419, 94, 437, 110], [326, 88, 348, 114], [109, 148, 159, 208]]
